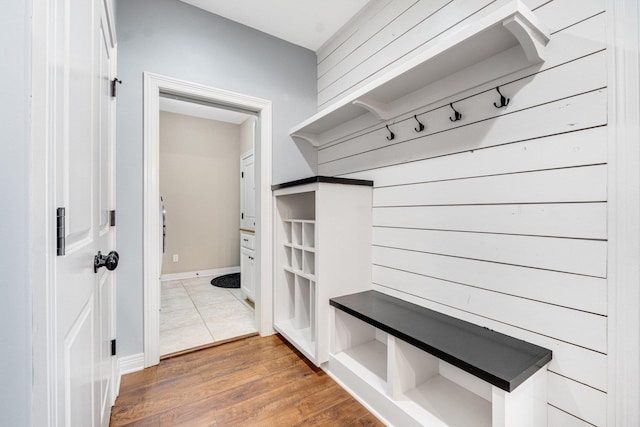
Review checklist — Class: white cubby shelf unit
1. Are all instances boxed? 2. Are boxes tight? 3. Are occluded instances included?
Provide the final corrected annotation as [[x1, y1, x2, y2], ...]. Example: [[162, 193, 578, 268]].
[[273, 177, 373, 366], [328, 291, 552, 427], [290, 1, 550, 148]]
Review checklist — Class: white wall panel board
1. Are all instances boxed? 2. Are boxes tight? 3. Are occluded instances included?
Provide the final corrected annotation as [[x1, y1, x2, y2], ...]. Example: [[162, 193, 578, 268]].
[[535, 0, 605, 33], [540, 9, 606, 60], [345, 127, 607, 187], [373, 165, 607, 207], [319, 89, 607, 175], [548, 372, 607, 426], [372, 265, 607, 352], [317, 0, 393, 64], [548, 405, 596, 427], [372, 246, 607, 315], [372, 285, 608, 392], [318, 0, 418, 75], [318, 0, 460, 91], [522, 0, 551, 10], [373, 203, 606, 239], [319, 50, 606, 164], [372, 227, 607, 277]]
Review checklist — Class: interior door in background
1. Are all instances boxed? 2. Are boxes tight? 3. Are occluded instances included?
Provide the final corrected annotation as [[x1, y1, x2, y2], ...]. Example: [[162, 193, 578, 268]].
[[241, 150, 256, 230]]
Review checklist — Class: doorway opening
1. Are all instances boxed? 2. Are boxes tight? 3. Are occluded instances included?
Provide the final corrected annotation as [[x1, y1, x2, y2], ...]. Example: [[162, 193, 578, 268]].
[[157, 96, 258, 357], [143, 73, 274, 367]]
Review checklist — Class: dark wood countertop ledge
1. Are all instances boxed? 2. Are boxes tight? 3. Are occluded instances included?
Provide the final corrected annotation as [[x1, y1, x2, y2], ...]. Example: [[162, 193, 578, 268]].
[[271, 176, 374, 191]]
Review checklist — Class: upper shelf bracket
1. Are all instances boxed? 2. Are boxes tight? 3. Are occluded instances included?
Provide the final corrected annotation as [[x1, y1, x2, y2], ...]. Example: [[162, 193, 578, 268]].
[[291, 132, 320, 147], [352, 97, 392, 121], [503, 11, 550, 63]]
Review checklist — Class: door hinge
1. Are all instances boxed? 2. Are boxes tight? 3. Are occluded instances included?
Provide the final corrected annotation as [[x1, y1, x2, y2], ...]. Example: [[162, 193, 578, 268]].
[[56, 207, 65, 256], [241, 171, 244, 178], [109, 210, 116, 227], [111, 339, 117, 356], [241, 212, 244, 219], [111, 78, 122, 97]]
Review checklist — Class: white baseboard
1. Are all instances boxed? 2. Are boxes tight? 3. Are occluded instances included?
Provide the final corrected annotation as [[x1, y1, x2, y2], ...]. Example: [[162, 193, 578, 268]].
[[116, 353, 145, 395], [160, 266, 240, 282]]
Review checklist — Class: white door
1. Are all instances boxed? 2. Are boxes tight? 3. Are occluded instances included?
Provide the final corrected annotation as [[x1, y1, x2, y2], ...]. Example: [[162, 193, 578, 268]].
[[53, 0, 117, 426], [241, 151, 256, 230]]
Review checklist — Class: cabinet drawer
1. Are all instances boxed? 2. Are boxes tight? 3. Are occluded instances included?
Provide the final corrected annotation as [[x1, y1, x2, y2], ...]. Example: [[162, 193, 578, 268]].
[[240, 232, 255, 250]]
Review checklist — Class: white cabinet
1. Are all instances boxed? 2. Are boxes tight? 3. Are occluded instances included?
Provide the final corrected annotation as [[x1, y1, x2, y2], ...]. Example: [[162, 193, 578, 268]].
[[240, 151, 255, 230], [240, 232, 255, 301], [272, 177, 373, 365]]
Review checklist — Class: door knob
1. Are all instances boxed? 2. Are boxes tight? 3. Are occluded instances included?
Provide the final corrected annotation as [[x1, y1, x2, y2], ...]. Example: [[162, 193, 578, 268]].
[[94, 250, 119, 273]]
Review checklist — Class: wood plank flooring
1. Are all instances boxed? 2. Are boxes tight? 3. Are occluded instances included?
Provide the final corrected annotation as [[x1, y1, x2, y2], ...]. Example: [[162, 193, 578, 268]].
[[110, 334, 384, 426]]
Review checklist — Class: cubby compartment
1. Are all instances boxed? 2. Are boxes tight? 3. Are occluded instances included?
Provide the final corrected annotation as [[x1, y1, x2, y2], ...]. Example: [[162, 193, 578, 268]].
[[294, 277, 312, 330], [283, 245, 292, 268], [303, 222, 315, 248], [275, 270, 295, 322], [292, 248, 303, 273], [292, 221, 303, 246], [283, 220, 293, 244], [390, 338, 491, 427], [303, 250, 315, 276], [332, 309, 388, 391]]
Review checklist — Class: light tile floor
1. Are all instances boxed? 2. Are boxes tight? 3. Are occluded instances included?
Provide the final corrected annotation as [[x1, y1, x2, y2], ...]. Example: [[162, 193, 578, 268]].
[[160, 275, 256, 356]]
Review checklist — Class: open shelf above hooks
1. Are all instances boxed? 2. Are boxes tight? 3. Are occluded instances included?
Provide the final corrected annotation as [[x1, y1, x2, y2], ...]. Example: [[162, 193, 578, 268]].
[[290, 1, 549, 148]]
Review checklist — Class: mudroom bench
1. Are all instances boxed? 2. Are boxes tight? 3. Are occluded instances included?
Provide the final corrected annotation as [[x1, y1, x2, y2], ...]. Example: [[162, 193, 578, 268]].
[[328, 291, 552, 427]]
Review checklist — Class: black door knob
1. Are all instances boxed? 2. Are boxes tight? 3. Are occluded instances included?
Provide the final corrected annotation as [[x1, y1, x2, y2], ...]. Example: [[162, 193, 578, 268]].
[[94, 250, 119, 273]]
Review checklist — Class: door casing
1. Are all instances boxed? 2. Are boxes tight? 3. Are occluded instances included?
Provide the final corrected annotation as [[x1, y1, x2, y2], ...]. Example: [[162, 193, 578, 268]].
[[143, 72, 274, 367]]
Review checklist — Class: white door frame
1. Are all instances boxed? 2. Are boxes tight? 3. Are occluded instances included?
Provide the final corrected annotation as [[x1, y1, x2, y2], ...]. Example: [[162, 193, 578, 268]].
[[143, 72, 274, 367]]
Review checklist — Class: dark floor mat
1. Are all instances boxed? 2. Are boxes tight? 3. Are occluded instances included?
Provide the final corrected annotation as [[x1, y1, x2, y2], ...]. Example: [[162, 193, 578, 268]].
[[210, 273, 240, 289]]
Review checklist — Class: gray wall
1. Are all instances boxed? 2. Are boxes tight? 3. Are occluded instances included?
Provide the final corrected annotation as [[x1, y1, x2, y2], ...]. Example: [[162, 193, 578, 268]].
[[115, 0, 317, 356], [0, 1, 31, 425]]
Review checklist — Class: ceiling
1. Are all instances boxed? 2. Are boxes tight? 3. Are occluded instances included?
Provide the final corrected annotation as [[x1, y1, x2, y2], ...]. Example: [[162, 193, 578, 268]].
[[178, 0, 371, 51]]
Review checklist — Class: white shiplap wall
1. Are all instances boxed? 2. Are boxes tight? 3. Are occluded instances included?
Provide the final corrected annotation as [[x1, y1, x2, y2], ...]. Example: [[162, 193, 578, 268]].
[[315, 0, 608, 425]]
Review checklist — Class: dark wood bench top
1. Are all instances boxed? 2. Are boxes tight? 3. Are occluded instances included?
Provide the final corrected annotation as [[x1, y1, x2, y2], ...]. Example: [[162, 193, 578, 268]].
[[330, 291, 552, 392]]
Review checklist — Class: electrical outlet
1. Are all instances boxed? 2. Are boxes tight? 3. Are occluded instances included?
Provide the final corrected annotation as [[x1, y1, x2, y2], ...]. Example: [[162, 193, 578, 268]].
[[172, 254, 179, 262]]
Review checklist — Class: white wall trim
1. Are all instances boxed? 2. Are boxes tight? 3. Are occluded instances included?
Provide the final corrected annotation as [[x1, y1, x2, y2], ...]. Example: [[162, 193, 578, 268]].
[[143, 72, 273, 368], [160, 266, 240, 282], [115, 353, 145, 396], [607, 0, 640, 425], [31, 0, 56, 425], [118, 353, 145, 376]]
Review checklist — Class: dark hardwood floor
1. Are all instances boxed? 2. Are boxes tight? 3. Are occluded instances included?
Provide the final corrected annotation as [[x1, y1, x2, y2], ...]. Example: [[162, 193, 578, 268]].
[[110, 334, 384, 426]]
